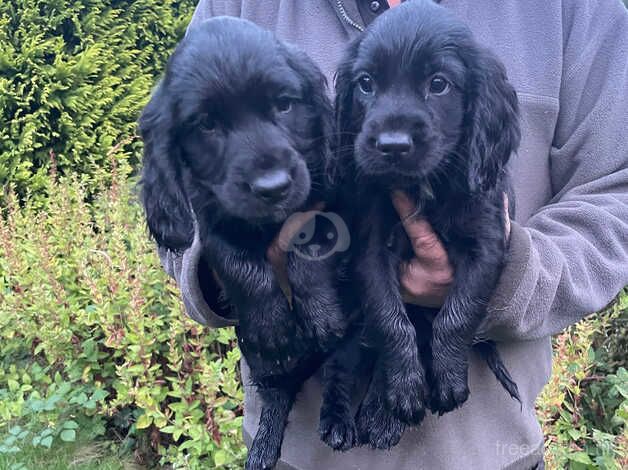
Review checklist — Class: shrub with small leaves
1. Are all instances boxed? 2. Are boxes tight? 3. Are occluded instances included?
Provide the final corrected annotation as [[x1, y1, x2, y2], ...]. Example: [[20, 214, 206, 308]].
[[0, 166, 245, 468], [537, 294, 627, 470]]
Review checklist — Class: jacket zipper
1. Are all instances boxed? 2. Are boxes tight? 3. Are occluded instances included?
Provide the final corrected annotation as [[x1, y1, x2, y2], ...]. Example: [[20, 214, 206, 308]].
[[335, 0, 365, 32]]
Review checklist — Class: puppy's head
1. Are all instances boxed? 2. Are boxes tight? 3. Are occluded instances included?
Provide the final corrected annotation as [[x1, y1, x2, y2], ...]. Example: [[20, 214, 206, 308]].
[[140, 17, 332, 249], [335, 0, 519, 191]]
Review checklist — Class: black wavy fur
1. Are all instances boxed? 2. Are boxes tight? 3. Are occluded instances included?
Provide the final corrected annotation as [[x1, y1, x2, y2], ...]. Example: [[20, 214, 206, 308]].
[[139, 18, 355, 469], [334, 0, 522, 447]]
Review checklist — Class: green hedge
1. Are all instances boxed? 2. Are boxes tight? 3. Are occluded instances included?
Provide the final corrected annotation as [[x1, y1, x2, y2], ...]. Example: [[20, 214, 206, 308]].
[[0, 168, 245, 468], [0, 0, 196, 197]]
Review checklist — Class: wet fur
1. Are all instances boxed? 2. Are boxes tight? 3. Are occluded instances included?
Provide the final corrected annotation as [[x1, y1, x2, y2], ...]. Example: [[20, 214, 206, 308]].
[[139, 18, 355, 469], [334, 0, 521, 447]]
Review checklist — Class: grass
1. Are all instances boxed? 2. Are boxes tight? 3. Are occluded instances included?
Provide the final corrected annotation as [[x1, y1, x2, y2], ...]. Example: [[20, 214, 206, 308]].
[[0, 438, 138, 470]]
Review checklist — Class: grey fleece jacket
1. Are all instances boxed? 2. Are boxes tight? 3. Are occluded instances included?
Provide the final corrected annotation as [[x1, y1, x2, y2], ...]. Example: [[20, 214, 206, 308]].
[[156, 0, 628, 468]]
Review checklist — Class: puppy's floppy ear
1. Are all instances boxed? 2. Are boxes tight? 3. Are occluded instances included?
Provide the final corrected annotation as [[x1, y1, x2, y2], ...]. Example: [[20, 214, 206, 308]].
[[463, 47, 520, 192], [282, 44, 336, 187], [139, 82, 194, 250], [284, 46, 334, 141], [331, 38, 362, 186]]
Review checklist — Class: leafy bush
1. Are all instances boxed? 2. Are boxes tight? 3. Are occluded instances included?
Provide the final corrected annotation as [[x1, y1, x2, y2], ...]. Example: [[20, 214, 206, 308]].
[[537, 295, 627, 470], [0, 0, 195, 198], [0, 167, 625, 469], [0, 167, 245, 468]]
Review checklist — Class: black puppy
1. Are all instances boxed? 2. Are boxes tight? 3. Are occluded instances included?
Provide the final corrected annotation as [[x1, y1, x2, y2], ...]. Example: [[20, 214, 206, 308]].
[[335, 0, 521, 446], [139, 18, 355, 469]]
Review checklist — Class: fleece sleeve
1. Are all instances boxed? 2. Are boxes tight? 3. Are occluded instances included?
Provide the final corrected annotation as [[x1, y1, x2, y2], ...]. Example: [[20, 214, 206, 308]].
[[482, 0, 628, 341], [157, 224, 238, 328]]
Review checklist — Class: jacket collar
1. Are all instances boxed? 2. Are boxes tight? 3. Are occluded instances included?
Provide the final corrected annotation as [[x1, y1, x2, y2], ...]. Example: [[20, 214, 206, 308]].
[[327, 0, 366, 34], [329, 0, 445, 35]]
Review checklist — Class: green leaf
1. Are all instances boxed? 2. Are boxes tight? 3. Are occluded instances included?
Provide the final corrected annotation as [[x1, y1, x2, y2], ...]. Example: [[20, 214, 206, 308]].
[[62, 420, 79, 430], [70, 392, 88, 405], [43, 399, 57, 411], [214, 449, 229, 467], [568, 452, 594, 465], [30, 400, 45, 412], [153, 414, 168, 428], [91, 389, 109, 401], [60, 429, 76, 442], [40, 436, 53, 449], [7, 379, 19, 392], [83, 400, 97, 410], [136, 414, 152, 430]]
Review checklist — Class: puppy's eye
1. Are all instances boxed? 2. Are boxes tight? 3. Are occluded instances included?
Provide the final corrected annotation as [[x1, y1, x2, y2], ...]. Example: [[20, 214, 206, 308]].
[[429, 76, 450, 95], [200, 116, 217, 132], [357, 74, 375, 95], [275, 97, 293, 113]]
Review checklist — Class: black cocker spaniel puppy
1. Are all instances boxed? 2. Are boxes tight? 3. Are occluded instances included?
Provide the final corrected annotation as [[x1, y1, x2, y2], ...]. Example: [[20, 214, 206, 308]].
[[139, 17, 354, 469], [335, 0, 521, 447]]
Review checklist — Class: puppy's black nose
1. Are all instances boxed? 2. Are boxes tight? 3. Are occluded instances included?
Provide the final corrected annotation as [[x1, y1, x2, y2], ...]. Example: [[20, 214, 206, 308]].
[[251, 170, 292, 202], [375, 132, 413, 156]]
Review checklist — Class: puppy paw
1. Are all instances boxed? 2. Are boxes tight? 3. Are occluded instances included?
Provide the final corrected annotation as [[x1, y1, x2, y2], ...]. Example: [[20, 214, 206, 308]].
[[429, 373, 470, 415], [385, 367, 429, 425], [245, 441, 281, 470], [238, 304, 304, 371], [355, 395, 405, 450], [292, 298, 346, 351], [319, 413, 357, 451]]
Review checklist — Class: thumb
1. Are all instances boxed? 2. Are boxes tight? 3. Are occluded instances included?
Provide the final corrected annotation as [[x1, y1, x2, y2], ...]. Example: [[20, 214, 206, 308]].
[[391, 190, 443, 258]]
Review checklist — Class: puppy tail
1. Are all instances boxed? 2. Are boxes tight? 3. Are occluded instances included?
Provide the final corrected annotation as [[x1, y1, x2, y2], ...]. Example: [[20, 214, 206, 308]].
[[474, 341, 521, 404]]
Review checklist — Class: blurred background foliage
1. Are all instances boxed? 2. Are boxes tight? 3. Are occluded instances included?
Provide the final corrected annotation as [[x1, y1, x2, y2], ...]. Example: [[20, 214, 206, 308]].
[[0, 0, 195, 199], [0, 1, 626, 469]]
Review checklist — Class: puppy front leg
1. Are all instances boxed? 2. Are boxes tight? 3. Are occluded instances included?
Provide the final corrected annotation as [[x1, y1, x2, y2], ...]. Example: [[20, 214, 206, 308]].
[[430, 256, 492, 414], [357, 243, 429, 426], [355, 354, 406, 450], [318, 335, 361, 451], [286, 254, 346, 350], [203, 234, 299, 367], [246, 384, 297, 470]]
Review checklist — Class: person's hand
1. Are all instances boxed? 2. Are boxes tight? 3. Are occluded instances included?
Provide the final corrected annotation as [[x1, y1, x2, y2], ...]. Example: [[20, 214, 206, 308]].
[[392, 191, 512, 308], [391, 191, 454, 308]]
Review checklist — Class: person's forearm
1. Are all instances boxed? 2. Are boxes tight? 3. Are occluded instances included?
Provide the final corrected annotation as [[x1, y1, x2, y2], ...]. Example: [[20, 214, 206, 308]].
[[483, 190, 628, 342]]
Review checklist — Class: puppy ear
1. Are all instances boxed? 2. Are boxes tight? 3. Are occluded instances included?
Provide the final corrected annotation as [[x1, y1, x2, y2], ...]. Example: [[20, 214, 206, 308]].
[[287, 48, 334, 139], [331, 38, 362, 187], [282, 45, 336, 188], [464, 48, 520, 192], [139, 83, 194, 250]]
